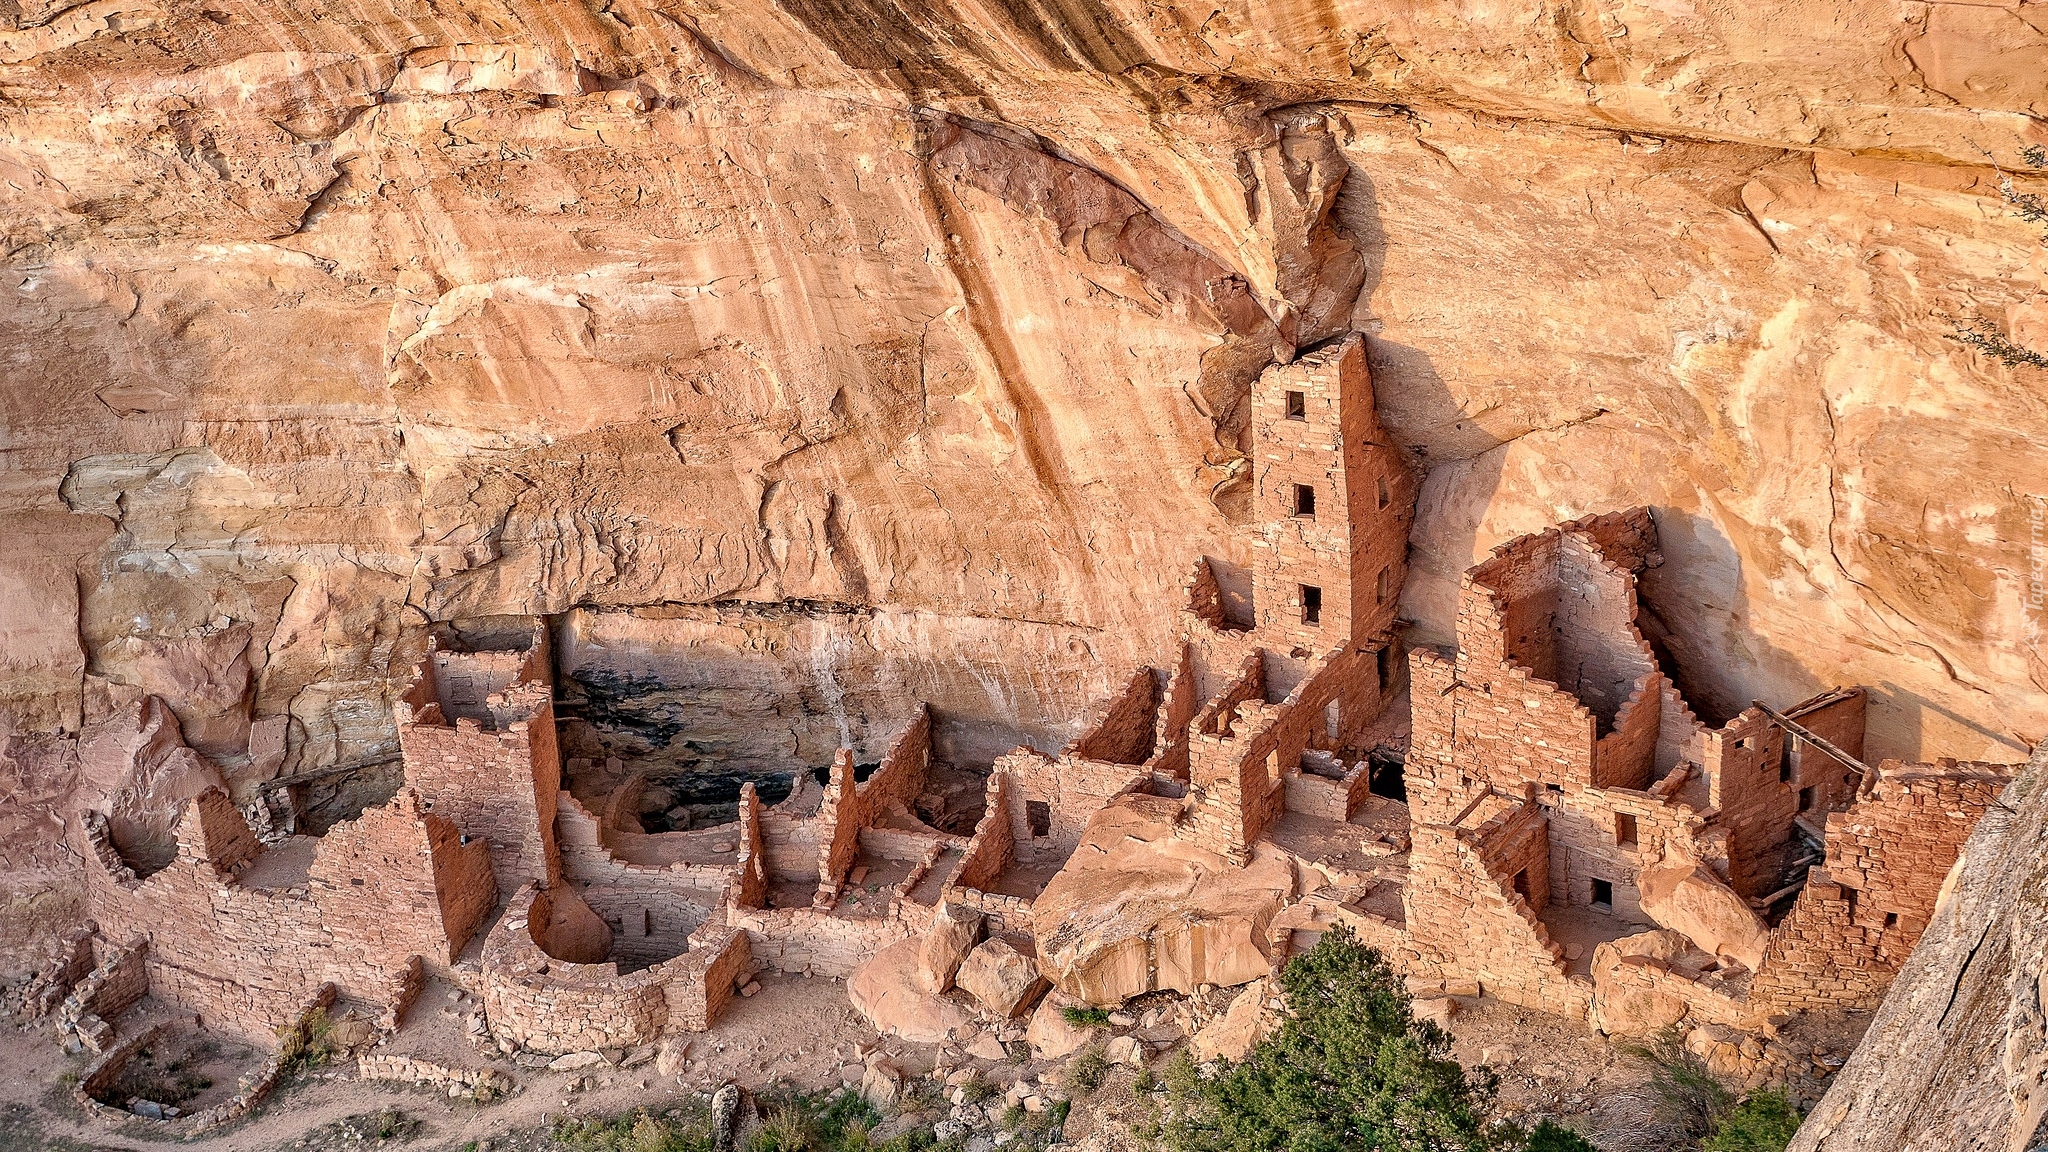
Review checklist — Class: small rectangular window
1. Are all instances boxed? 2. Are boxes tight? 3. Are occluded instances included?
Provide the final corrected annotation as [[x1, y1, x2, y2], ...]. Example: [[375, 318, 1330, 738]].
[[1591, 878, 1614, 909], [1285, 390, 1306, 420], [1615, 812, 1637, 847], [1026, 800, 1051, 838], [1376, 474, 1390, 510], [1376, 566, 1392, 604], [1301, 584, 1322, 626], [1293, 483, 1316, 517], [1798, 785, 1816, 813], [1780, 747, 1794, 784]]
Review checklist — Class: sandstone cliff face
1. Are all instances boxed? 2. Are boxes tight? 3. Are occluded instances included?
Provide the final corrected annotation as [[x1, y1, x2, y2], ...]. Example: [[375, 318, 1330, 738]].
[[1790, 744, 2048, 1152], [2, 1, 2045, 871]]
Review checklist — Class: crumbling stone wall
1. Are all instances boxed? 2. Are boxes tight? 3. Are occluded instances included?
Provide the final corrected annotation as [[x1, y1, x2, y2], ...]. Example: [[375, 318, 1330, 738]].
[[1751, 762, 2011, 1012], [481, 883, 750, 1055], [77, 785, 491, 1043], [1404, 797, 1589, 1018], [1068, 667, 1160, 766], [1780, 688, 1867, 817], [307, 788, 495, 971], [955, 769, 1017, 892], [1697, 710, 1799, 900], [814, 708, 933, 903], [1000, 745, 1147, 858], [395, 636, 561, 887]]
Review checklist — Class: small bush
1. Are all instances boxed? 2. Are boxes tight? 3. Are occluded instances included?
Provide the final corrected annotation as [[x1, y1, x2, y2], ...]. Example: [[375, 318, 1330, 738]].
[[1703, 1090, 1802, 1152], [553, 1107, 712, 1152], [1060, 1006, 1113, 1029], [957, 1075, 998, 1106], [277, 1007, 341, 1078], [745, 1105, 816, 1152], [1624, 1030, 1734, 1144], [1067, 1045, 1109, 1094], [1952, 317, 2048, 370], [898, 1077, 942, 1113], [1526, 1120, 1600, 1151]]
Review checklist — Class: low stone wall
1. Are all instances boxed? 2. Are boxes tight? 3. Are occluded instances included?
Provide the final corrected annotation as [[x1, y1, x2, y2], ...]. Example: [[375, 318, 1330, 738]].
[[73, 984, 337, 1135], [22, 923, 97, 1018], [357, 1053, 514, 1099], [729, 901, 919, 977], [940, 884, 1034, 937], [482, 884, 751, 1056], [57, 936, 149, 1052]]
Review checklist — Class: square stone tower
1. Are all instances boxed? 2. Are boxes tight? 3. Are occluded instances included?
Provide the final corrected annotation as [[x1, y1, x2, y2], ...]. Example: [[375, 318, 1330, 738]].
[[1249, 335, 1414, 653]]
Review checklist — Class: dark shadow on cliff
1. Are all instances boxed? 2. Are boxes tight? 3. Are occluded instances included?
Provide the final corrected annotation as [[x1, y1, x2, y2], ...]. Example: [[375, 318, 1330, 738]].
[[1330, 155, 1502, 648]]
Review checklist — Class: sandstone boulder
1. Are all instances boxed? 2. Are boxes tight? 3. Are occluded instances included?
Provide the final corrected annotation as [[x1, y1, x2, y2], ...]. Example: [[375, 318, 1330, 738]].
[[1588, 929, 1698, 1037], [1026, 992, 1094, 1061], [655, 1038, 692, 1078], [849, 938, 975, 1044], [955, 937, 1050, 1019], [917, 902, 984, 994], [1190, 977, 1274, 1062], [1032, 794, 1293, 1004], [1639, 857, 1770, 971], [860, 1060, 903, 1107]]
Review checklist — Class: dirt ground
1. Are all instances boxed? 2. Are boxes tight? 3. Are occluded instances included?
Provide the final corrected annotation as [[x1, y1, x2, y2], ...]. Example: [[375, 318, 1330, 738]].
[[0, 971, 884, 1152], [0, 878, 1867, 1152]]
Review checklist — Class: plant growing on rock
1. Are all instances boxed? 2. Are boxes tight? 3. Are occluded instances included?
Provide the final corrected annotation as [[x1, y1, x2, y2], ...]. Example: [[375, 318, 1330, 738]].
[[1060, 1005, 1113, 1029], [1702, 1090, 1802, 1152], [1163, 925, 1596, 1152]]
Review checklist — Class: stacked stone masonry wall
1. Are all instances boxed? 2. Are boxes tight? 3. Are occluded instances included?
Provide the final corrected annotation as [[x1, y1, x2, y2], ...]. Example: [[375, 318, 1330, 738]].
[[481, 884, 751, 1055], [955, 770, 1018, 892], [1699, 710, 1799, 900], [1068, 667, 1160, 765]]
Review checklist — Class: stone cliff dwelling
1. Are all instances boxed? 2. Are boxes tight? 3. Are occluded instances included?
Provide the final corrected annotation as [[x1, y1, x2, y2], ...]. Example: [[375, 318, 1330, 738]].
[[27, 335, 2019, 1127]]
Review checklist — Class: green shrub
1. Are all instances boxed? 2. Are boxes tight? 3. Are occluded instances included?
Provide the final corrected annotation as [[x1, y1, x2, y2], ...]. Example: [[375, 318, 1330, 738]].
[[1060, 1006, 1113, 1029], [1703, 1090, 1802, 1152], [1067, 1045, 1109, 1094], [276, 1007, 341, 1078], [1525, 1120, 1599, 1152], [1162, 924, 1570, 1152], [745, 1105, 817, 1152], [553, 1107, 713, 1152]]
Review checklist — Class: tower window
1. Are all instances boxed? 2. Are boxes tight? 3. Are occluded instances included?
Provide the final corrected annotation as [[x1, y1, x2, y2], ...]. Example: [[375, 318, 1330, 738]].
[[1285, 390, 1306, 419], [1591, 879, 1614, 909], [1376, 474, 1390, 510], [1376, 566, 1392, 604], [1293, 483, 1316, 517], [1300, 584, 1322, 626]]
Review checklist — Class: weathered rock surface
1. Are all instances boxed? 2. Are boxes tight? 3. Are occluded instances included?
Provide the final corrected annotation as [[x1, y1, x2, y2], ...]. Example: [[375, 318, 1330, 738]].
[[916, 902, 983, 995], [847, 937, 975, 1044], [1033, 793, 1294, 1004], [953, 937, 1049, 1019], [1025, 991, 1093, 1061], [1190, 977, 1275, 1063], [1, 2, 2042, 896], [1790, 746, 2048, 1152], [1587, 929, 1699, 1037], [1638, 855, 1771, 972]]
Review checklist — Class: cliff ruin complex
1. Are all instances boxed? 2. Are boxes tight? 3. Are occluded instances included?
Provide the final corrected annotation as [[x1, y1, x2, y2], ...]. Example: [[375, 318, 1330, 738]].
[[22, 333, 2021, 1139]]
